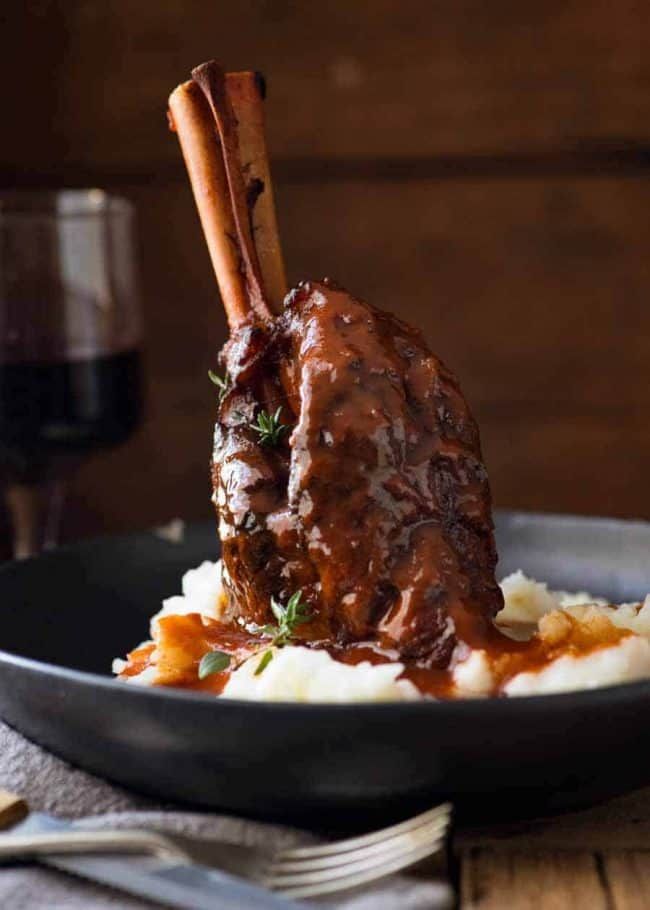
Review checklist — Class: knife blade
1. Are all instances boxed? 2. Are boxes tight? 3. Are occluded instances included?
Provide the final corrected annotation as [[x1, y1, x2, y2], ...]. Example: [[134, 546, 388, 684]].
[[5, 811, 299, 910]]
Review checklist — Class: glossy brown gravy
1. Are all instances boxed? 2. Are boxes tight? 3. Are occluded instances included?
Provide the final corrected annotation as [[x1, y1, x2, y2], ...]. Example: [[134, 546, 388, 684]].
[[120, 643, 155, 678], [122, 615, 260, 695], [119, 606, 633, 699], [490, 610, 630, 687]]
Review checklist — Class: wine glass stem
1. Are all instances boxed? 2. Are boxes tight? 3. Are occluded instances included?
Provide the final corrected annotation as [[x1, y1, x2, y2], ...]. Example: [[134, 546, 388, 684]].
[[5, 479, 67, 559], [5, 484, 41, 559]]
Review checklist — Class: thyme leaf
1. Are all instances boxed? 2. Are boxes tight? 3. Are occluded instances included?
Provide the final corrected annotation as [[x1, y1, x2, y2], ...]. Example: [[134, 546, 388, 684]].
[[208, 370, 228, 404], [250, 406, 288, 446], [255, 650, 274, 675], [254, 590, 313, 675], [198, 650, 231, 679], [270, 590, 312, 645]]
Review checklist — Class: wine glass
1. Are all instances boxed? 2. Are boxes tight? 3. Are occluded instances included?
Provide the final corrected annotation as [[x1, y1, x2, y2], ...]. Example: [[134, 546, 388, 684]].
[[0, 190, 143, 558]]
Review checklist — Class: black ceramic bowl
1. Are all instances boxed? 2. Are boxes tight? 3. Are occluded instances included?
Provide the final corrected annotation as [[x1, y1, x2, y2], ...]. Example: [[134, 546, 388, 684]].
[[0, 510, 649, 826]]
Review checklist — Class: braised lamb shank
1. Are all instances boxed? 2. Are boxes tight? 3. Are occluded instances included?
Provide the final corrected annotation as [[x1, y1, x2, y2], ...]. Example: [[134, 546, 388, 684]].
[[170, 62, 503, 669]]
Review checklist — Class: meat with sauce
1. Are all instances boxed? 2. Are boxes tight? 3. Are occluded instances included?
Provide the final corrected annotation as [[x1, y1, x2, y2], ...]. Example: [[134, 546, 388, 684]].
[[212, 278, 503, 667]]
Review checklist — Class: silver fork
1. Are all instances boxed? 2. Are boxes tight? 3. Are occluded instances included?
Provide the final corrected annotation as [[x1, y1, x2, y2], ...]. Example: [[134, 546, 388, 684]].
[[0, 798, 451, 900]]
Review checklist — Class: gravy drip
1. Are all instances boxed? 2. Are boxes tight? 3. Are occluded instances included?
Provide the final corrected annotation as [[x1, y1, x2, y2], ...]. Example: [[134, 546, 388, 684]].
[[118, 607, 633, 698]]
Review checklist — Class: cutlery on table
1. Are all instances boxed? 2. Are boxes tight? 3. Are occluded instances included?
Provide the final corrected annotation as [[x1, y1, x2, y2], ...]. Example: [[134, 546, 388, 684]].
[[0, 789, 451, 903]]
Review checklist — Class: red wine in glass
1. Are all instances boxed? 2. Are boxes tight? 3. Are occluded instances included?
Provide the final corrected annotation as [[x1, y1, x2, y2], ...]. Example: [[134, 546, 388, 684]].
[[0, 190, 143, 557], [0, 351, 142, 483]]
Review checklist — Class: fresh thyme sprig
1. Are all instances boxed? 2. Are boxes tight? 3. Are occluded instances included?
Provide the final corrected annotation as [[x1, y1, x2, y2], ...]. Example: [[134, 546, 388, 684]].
[[251, 406, 288, 446], [198, 650, 231, 679], [255, 590, 312, 675], [198, 592, 312, 679], [264, 590, 313, 644], [208, 370, 228, 404]]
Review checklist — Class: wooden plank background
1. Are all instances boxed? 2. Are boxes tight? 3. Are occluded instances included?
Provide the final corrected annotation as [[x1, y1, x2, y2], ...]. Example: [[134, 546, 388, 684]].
[[457, 784, 650, 907], [1, 0, 649, 546]]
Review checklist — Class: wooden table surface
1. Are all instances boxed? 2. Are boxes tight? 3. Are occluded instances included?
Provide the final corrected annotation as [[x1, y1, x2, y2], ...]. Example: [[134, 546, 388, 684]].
[[456, 786, 650, 908]]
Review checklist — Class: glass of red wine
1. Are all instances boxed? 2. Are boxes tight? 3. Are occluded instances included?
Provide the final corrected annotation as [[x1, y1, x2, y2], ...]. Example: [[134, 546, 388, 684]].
[[0, 190, 143, 558]]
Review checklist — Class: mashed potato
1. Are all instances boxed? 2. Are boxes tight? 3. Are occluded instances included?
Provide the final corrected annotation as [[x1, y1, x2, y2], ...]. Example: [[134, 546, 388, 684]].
[[224, 646, 420, 703], [153, 560, 228, 625], [114, 559, 650, 701], [503, 635, 650, 696]]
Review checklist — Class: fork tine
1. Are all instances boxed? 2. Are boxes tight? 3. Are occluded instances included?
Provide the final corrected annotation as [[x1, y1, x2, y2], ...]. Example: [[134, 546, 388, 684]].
[[277, 802, 451, 860], [270, 813, 449, 873], [265, 817, 447, 888], [273, 834, 447, 899]]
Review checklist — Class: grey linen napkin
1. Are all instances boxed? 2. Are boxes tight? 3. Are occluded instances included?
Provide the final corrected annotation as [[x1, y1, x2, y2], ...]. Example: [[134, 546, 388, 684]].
[[0, 720, 453, 909]]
